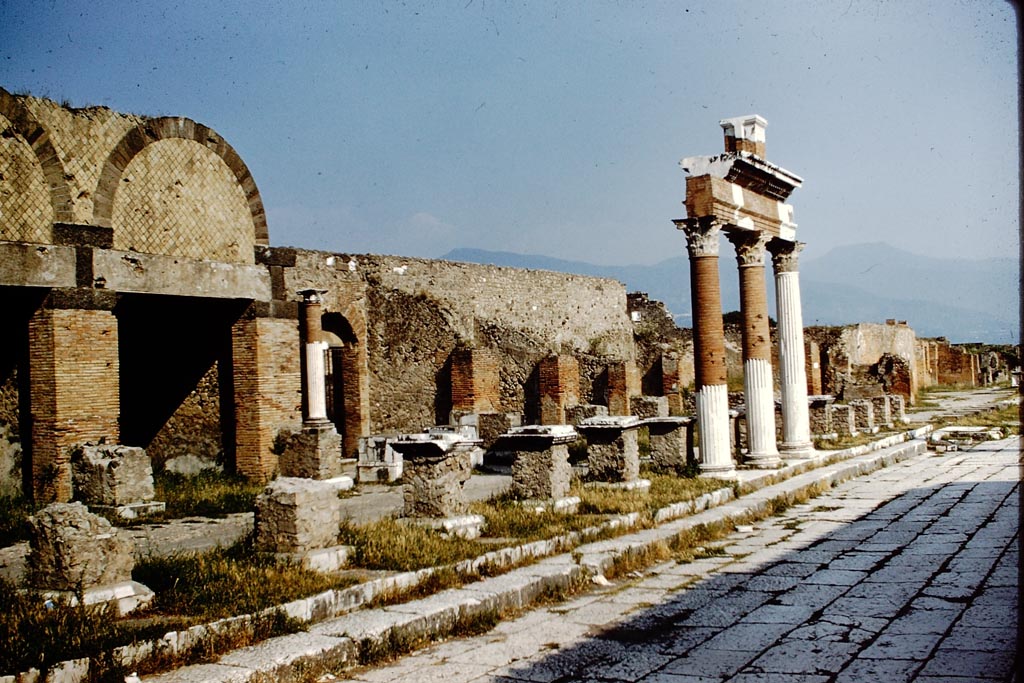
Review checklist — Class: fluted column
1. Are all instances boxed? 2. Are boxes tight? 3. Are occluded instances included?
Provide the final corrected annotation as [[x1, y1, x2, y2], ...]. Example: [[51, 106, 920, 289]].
[[768, 239, 814, 456], [674, 217, 735, 477], [726, 230, 781, 468], [299, 289, 331, 425]]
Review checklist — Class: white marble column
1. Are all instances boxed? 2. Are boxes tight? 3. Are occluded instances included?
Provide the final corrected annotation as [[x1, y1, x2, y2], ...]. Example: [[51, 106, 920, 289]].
[[768, 239, 814, 457], [675, 217, 736, 478]]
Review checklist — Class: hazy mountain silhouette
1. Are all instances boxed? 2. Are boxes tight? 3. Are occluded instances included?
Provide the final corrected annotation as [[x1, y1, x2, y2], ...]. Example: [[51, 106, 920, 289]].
[[442, 245, 1018, 344]]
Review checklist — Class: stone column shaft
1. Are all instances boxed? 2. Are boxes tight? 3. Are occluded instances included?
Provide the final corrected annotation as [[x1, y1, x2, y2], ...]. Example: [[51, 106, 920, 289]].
[[769, 240, 813, 456], [728, 231, 780, 468], [299, 290, 330, 425], [676, 218, 734, 477]]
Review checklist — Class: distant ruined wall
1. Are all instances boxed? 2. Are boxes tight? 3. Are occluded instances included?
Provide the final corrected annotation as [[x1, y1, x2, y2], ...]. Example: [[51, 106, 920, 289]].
[[807, 322, 919, 403]]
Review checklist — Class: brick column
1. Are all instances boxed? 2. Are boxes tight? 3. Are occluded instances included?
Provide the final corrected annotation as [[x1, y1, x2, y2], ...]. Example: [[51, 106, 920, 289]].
[[768, 239, 814, 457], [451, 347, 500, 414], [675, 217, 735, 477], [606, 360, 639, 416], [28, 306, 120, 502], [538, 354, 579, 425], [726, 230, 780, 468]]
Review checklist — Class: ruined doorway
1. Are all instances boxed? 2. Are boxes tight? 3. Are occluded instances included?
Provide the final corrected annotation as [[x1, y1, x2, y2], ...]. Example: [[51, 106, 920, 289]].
[[117, 294, 249, 472], [321, 312, 365, 458]]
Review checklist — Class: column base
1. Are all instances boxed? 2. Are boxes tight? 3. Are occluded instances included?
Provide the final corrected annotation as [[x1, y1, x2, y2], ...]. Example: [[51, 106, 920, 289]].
[[779, 441, 815, 459], [743, 451, 782, 469], [698, 462, 738, 479]]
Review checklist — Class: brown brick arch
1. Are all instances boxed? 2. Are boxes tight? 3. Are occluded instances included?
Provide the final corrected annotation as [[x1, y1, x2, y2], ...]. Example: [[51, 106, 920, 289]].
[[0, 88, 74, 225], [93, 116, 268, 245]]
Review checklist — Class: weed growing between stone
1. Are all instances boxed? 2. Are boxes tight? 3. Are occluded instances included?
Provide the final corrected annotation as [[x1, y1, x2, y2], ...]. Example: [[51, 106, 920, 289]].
[[0, 492, 33, 543], [472, 496, 605, 542], [940, 401, 1021, 434], [133, 539, 358, 619], [338, 517, 485, 571]]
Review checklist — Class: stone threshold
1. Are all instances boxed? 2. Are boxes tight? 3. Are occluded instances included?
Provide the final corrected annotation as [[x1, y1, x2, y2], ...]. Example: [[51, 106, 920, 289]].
[[6, 426, 934, 683]]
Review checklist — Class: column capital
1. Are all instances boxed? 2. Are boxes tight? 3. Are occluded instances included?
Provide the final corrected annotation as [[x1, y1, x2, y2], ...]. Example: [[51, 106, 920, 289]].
[[297, 288, 328, 305], [767, 239, 804, 273], [726, 230, 769, 267], [674, 217, 721, 258]]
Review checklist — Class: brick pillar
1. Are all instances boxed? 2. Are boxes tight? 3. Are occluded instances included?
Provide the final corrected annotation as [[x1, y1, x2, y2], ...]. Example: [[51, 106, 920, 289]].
[[768, 238, 814, 458], [806, 339, 823, 395], [660, 352, 686, 415], [676, 217, 734, 477], [727, 230, 780, 469], [451, 348, 500, 414], [231, 312, 301, 482], [538, 354, 579, 425], [606, 360, 639, 416], [29, 306, 120, 502]]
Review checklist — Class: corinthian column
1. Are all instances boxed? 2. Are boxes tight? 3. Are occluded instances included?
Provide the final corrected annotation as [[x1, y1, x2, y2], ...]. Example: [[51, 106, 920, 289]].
[[768, 239, 814, 457], [726, 230, 781, 468], [674, 217, 735, 478]]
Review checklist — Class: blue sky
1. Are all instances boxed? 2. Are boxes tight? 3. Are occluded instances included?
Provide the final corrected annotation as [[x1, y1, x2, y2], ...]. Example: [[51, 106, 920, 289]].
[[0, 1, 1017, 265]]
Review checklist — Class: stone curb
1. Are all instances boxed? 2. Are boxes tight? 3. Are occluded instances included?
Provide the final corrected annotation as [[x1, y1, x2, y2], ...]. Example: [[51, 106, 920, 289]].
[[136, 434, 928, 683]]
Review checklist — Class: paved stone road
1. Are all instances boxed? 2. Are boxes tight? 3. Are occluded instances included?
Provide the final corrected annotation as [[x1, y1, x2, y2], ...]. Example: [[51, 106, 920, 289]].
[[346, 436, 1019, 683]]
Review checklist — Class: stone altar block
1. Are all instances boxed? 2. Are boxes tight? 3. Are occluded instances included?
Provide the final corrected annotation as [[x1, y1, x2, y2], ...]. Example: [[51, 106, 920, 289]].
[[277, 423, 344, 480], [357, 435, 403, 483], [870, 395, 894, 428], [808, 395, 835, 437], [490, 425, 578, 508], [829, 404, 857, 437], [71, 443, 164, 519], [390, 432, 484, 538], [642, 416, 693, 473], [28, 502, 153, 614], [578, 415, 649, 490], [849, 399, 878, 433], [255, 477, 350, 571]]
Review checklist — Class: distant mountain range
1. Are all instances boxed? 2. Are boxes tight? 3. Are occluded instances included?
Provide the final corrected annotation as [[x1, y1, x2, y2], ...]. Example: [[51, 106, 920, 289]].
[[441, 243, 1019, 344]]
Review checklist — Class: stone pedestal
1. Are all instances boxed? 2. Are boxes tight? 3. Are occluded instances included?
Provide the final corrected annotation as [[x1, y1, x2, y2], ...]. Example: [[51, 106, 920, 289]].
[[870, 395, 894, 428], [390, 433, 484, 538], [578, 416, 648, 489], [849, 399, 878, 433], [889, 394, 909, 423], [28, 502, 153, 615], [451, 411, 522, 450], [357, 435, 403, 483], [643, 416, 693, 473], [829, 404, 858, 437], [71, 443, 165, 519], [630, 396, 669, 419], [565, 404, 608, 425], [255, 477, 350, 572], [492, 425, 577, 504], [277, 423, 344, 480], [808, 395, 835, 437]]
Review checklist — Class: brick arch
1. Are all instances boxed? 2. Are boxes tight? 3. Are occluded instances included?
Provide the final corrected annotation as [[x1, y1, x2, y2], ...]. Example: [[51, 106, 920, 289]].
[[93, 116, 268, 245], [0, 88, 74, 225]]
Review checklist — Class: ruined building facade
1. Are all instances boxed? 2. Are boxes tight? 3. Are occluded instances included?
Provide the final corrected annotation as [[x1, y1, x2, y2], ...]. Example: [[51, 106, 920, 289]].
[[0, 91, 642, 501]]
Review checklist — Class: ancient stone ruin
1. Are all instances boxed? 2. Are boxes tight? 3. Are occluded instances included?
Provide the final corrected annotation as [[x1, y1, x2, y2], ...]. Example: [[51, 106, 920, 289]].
[[254, 477, 350, 571]]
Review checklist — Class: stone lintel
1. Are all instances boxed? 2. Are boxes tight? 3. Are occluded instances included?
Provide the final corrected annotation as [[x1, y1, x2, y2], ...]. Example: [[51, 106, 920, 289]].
[[679, 152, 802, 198], [91, 248, 272, 300], [0, 241, 76, 288], [684, 176, 797, 239]]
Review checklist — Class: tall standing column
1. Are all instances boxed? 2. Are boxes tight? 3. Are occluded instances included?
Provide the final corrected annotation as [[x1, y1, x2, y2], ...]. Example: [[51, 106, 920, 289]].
[[675, 217, 735, 477], [299, 289, 330, 426], [768, 239, 814, 457], [726, 230, 781, 468]]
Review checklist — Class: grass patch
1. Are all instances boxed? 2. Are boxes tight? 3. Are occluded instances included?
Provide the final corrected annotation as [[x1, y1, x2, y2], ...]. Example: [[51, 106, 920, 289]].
[[155, 470, 264, 519], [813, 431, 892, 451], [578, 473, 726, 516], [133, 539, 358, 620], [939, 402, 1021, 434], [472, 496, 604, 542], [0, 493, 34, 544], [338, 517, 485, 572]]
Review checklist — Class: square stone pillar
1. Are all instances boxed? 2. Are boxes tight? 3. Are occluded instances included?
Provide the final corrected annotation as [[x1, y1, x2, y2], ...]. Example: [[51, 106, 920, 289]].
[[889, 394, 909, 423], [578, 415, 645, 485], [451, 347, 501, 414], [29, 307, 120, 502], [643, 416, 693, 473], [390, 434, 480, 519], [538, 354, 580, 425], [254, 477, 343, 554]]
